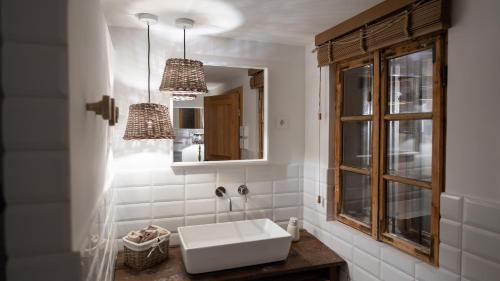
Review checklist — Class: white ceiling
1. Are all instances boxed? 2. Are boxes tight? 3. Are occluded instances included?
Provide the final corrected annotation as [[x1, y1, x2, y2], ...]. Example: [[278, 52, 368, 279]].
[[102, 0, 383, 46]]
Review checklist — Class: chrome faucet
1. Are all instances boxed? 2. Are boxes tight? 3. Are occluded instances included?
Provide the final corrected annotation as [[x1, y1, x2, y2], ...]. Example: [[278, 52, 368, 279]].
[[215, 186, 232, 211], [238, 185, 249, 202]]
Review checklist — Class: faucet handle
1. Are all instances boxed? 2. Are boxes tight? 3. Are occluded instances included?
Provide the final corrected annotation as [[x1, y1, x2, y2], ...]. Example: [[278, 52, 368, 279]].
[[215, 186, 232, 212], [215, 186, 226, 198], [238, 185, 249, 202]]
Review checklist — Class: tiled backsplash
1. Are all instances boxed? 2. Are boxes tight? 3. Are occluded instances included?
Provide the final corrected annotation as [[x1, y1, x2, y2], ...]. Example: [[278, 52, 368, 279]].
[[112, 164, 303, 248], [80, 188, 116, 281], [302, 164, 500, 281], [103, 163, 500, 281]]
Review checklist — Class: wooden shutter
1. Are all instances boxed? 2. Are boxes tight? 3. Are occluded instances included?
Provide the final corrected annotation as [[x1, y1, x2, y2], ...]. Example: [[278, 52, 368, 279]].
[[316, 0, 449, 66], [249, 71, 264, 89]]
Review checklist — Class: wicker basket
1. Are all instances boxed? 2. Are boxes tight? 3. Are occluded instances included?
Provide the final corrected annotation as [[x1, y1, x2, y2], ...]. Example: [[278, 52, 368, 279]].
[[123, 230, 171, 270]]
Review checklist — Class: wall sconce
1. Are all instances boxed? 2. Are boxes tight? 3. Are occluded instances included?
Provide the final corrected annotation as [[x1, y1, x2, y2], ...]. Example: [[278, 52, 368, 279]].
[[86, 95, 119, 126]]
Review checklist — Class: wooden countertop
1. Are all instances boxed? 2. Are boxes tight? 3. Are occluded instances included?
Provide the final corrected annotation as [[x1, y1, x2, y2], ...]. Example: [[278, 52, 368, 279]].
[[115, 230, 345, 281]]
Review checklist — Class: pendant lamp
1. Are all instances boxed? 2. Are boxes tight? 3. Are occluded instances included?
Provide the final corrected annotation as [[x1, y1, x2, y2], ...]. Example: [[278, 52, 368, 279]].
[[159, 18, 208, 101], [123, 13, 175, 140]]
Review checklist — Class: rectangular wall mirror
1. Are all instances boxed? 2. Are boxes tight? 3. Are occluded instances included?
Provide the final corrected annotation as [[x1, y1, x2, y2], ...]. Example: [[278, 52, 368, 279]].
[[173, 65, 266, 163]]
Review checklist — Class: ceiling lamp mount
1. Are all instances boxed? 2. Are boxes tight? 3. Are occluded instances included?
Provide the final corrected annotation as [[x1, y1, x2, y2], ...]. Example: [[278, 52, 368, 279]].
[[175, 18, 194, 29], [123, 13, 175, 140], [137, 13, 158, 25], [159, 17, 208, 101]]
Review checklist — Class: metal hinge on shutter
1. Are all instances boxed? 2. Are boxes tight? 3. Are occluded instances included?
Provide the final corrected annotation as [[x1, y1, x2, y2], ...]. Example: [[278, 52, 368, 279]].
[[431, 43, 437, 63], [441, 65, 448, 87]]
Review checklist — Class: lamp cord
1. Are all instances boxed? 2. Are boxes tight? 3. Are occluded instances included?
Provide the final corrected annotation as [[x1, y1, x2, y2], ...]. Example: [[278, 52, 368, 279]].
[[317, 66, 322, 204], [147, 23, 151, 103], [183, 28, 186, 59]]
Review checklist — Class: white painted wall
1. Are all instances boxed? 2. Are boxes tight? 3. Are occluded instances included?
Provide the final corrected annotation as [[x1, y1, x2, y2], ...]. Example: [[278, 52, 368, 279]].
[[445, 0, 500, 204], [68, 0, 115, 252], [68, 0, 117, 280], [302, 1, 500, 281]]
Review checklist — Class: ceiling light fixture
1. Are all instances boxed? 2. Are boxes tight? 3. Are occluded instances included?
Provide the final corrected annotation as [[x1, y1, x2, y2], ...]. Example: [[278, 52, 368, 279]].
[[123, 13, 175, 140], [159, 18, 208, 101]]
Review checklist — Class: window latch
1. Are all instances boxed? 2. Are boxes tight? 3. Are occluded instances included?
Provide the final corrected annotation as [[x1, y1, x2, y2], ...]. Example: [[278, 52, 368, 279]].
[[441, 65, 448, 87]]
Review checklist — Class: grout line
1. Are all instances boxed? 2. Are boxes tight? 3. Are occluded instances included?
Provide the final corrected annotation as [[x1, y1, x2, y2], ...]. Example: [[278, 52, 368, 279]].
[[149, 175, 153, 227], [272, 176, 276, 222], [273, 191, 301, 196], [244, 167, 248, 221], [183, 169, 187, 227], [459, 198, 464, 279], [215, 168, 220, 223]]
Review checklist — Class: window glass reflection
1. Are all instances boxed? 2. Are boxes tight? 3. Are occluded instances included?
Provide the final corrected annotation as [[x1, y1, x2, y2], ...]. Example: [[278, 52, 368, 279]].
[[387, 120, 432, 182], [386, 181, 431, 250], [389, 49, 433, 114], [342, 171, 371, 225], [343, 65, 373, 116], [342, 121, 372, 169]]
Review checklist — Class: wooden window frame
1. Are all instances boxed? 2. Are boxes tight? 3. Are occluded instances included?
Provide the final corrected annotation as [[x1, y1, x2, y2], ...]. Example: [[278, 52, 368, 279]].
[[332, 33, 446, 265], [334, 55, 380, 237]]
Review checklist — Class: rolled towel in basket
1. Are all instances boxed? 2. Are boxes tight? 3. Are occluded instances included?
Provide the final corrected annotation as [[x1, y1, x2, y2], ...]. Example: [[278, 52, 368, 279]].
[[142, 229, 159, 242], [126, 225, 170, 243], [146, 225, 169, 236], [126, 231, 143, 243], [122, 225, 171, 270]]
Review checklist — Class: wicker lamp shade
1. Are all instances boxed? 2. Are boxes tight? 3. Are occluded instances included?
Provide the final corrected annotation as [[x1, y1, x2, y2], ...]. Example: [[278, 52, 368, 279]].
[[123, 103, 175, 140], [124, 14, 175, 141], [159, 58, 208, 97]]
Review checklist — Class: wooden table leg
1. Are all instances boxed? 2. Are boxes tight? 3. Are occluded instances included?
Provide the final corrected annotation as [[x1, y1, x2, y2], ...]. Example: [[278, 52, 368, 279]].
[[329, 266, 339, 281]]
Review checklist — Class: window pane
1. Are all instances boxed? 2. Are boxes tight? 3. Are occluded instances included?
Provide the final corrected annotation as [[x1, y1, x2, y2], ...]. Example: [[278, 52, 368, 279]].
[[341, 171, 371, 225], [387, 120, 432, 181], [343, 65, 373, 116], [343, 121, 372, 168], [386, 181, 431, 250], [388, 49, 433, 114]]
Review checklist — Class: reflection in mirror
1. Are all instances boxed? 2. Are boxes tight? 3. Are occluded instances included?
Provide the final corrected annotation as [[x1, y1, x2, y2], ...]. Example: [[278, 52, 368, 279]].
[[173, 65, 265, 163], [174, 108, 204, 129]]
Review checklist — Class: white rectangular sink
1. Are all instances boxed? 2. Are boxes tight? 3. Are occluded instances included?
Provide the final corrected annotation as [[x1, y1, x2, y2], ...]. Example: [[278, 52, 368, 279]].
[[177, 218, 292, 274]]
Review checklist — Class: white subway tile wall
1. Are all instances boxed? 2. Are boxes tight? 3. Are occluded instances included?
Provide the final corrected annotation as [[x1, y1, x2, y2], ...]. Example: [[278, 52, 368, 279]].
[[6, 203, 72, 256], [2, 1, 79, 280], [112, 164, 303, 247], [2, 0, 68, 45], [302, 164, 500, 281], [79, 189, 116, 281], [381, 262, 413, 281], [4, 151, 70, 204], [185, 214, 216, 226]]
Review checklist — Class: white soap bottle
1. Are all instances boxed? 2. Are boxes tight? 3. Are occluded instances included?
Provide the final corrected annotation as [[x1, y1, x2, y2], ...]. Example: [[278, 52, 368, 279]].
[[287, 217, 300, 242]]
